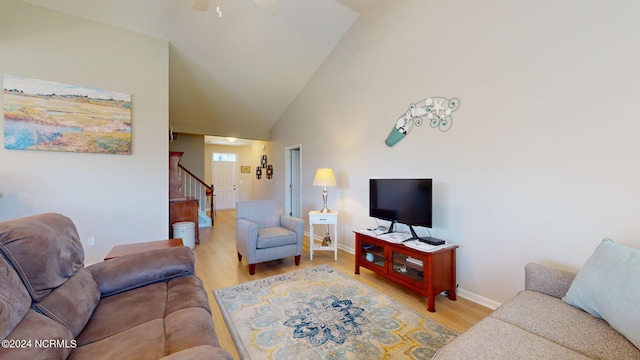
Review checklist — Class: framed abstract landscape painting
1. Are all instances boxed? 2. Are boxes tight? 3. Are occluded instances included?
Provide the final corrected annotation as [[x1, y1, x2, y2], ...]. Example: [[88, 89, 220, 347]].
[[3, 75, 132, 155]]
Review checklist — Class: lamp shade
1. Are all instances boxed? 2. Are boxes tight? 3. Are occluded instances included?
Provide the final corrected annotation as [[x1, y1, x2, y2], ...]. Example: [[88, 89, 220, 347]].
[[313, 168, 336, 187]]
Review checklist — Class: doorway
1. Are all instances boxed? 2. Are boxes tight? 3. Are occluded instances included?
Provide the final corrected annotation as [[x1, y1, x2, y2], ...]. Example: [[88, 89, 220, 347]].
[[285, 145, 302, 217], [212, 153, 237, 209]]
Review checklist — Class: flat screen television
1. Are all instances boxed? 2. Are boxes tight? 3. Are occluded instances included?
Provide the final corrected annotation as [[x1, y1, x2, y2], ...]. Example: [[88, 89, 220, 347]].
[[369, 178, 443, 245]]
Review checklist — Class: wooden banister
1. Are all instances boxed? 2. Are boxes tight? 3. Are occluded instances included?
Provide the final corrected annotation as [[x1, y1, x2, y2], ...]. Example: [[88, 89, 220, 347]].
[[178, 164, 215, 224]]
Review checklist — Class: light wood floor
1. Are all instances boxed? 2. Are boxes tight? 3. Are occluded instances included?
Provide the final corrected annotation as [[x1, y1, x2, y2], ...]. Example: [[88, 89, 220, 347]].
[[194, 210, 492, 359]]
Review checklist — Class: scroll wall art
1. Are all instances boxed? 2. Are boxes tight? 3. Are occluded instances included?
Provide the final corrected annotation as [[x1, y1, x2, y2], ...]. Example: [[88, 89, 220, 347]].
[[385, 97, 460, 147], [3, 75, 132, 154]]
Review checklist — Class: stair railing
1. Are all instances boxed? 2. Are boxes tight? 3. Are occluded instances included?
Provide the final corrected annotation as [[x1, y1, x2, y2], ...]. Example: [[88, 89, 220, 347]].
[[177, 164, 214, 224]]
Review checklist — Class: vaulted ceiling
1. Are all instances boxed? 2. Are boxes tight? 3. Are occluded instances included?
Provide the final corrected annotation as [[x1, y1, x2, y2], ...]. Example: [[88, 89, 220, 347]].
[[22, 0, 382, 140]]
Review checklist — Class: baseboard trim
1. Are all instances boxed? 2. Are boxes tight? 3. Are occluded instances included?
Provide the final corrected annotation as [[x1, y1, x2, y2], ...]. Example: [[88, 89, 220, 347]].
[[456, 288, 501, 310]]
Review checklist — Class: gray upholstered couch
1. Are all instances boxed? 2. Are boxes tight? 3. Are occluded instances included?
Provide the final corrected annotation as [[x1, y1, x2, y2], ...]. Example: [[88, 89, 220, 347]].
[[434, 261, 640, 359], [0, 213, 233, 360]]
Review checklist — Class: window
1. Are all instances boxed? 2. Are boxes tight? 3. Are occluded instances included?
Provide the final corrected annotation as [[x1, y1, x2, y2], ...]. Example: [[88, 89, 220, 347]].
[[213, 153, 236, 162]]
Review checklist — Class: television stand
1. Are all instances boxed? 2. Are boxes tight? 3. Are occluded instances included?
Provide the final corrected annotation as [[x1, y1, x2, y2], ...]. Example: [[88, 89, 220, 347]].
[[354, 230, 457, 312]]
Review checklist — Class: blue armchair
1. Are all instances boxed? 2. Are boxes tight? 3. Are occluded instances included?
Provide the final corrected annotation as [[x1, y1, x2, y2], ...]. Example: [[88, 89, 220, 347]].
[[236, 200, 305, 275]]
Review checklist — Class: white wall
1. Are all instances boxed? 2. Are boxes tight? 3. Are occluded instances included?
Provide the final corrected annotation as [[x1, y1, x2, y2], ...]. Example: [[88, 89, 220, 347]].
[[0, 0, 169, 264], [266, 0, 640, 305]]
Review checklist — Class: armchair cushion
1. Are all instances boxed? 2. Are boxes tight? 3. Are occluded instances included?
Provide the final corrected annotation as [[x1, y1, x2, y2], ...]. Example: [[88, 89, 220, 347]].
[[257, 227, 297, 248]]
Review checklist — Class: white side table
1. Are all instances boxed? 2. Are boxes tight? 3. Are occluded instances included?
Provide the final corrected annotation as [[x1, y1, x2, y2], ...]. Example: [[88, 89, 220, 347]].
[[308, 211, 338, 260]]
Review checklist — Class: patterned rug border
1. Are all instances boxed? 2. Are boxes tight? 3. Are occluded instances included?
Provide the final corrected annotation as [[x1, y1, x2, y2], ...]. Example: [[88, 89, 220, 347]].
[[213, 264, 457, 359]]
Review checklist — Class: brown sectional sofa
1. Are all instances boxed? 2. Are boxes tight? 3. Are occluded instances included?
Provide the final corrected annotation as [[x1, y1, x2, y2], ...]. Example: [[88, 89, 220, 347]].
[[0, 213, 232, 360]]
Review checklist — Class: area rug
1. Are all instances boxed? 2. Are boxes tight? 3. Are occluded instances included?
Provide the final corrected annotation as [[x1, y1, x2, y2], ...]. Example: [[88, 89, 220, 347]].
[[213, 265, 457, 359]]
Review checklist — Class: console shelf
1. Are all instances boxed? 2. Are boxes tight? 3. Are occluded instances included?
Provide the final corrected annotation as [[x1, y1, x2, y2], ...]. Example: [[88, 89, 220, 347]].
[[354, 230, 458, 312]]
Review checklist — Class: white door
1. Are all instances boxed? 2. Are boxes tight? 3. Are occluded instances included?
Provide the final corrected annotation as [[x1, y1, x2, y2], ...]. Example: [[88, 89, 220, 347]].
[[290, 149, 301, 217], [213, 161, 237, 209], [285, 145, 302, 217]]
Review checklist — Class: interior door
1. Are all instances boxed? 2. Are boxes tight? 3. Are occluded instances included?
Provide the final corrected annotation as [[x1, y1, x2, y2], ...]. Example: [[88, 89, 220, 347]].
[[290, 148, 301, 217], [213, 161, 237, 209], [285, 145, 302, 217]]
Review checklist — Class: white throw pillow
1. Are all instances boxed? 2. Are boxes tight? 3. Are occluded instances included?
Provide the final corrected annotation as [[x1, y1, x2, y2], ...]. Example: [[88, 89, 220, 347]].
[[563, 238, 640, 349]]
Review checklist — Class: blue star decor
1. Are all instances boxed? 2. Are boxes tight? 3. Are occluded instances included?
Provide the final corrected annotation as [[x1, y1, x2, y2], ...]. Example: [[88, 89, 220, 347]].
[[283, 295, 369, 346], [385, 97, 461, 147]]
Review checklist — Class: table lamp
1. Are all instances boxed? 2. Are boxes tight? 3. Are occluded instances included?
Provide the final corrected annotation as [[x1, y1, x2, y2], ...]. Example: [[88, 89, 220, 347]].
[[313, 168, 336, 213]]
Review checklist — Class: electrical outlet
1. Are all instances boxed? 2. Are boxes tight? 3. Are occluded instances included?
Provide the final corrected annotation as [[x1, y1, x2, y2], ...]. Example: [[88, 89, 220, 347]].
[[87, 236, 96, 247]]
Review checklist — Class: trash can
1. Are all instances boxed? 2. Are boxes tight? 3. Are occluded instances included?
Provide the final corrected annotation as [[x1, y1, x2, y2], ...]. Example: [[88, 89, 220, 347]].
[[172, 221, 196, 249]]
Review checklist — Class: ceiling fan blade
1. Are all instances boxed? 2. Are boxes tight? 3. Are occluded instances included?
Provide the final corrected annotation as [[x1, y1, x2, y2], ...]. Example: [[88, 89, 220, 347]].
[[192, 0, 210, 12], [253, 0, 279, 15]]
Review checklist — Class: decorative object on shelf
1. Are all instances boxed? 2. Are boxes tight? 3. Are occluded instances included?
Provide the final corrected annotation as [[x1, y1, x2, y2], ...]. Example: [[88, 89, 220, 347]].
[[385, 97, 461, 147], [261, 155, 268, 168], [266, 164, 273, 179], [3, 75, 132, 154], [313, 168, 337, 213], [256, 166, 262, 179], [322, 226, 332, 246], [393, 264, 407, 273], [240, 166, 250, 173]]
